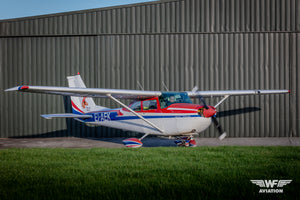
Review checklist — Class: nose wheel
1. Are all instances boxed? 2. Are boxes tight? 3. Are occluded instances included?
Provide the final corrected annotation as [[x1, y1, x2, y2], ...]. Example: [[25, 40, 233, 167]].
[[174, 136, 197, 147]]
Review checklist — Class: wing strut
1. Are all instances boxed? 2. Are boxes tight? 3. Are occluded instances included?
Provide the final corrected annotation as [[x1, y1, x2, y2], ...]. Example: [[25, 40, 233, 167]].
[[214, 95, 230, 108], [106, 94, 165, 134]]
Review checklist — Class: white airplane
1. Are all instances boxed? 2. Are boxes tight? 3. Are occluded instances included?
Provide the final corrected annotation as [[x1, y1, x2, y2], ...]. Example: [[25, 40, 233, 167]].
[[5, 74, 290, 147]]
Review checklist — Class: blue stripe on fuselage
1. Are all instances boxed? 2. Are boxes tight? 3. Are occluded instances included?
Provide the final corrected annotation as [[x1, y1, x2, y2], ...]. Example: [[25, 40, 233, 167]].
[[86, 112, 201, 123], [71, 109, 201, 123]]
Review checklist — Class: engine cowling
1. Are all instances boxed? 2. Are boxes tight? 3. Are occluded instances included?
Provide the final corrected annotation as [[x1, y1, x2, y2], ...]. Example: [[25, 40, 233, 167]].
[[198, 106, 217, 118]]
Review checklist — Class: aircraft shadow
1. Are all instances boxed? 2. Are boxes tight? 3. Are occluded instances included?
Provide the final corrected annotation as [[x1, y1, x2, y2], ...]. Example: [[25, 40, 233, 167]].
[[217, 107, 261, 118]]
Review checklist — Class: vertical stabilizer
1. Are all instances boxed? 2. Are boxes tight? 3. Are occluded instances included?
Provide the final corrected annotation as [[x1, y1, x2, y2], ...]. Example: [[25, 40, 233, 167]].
[[67, 74, 107, 113]]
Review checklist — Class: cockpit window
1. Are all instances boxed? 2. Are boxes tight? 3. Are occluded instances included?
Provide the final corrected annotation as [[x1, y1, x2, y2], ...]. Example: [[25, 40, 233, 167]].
[[129, 101, 141, 111], [159, 92, 192, 108], [143, 99, 157, 110]]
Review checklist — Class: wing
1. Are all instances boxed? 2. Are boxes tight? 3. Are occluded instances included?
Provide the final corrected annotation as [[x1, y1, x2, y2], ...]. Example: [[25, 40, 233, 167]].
[[250, 180, 265, 187], [5, 86, 289, 99], [5, 85, 162, 100], [41, 114, 93, 119], [277, 180, 292, 187], [188, 90, 290, 97]]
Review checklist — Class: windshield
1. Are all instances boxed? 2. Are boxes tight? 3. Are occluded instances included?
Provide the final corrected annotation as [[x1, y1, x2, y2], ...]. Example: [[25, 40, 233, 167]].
[[159, 92, 192, 108]]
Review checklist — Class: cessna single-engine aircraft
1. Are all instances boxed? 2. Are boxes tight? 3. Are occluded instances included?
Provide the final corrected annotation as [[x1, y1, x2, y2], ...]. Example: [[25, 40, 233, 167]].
[[5, 74, 290, 147]]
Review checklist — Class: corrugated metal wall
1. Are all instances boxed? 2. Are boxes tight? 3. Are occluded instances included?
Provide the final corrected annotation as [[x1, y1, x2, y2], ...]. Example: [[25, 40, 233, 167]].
[[1, 0, 299, 35], [0, 0, 299, 138]]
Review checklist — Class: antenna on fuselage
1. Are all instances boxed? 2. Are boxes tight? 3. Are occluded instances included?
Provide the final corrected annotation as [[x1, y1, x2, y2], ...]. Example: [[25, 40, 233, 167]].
[[161, 81, 169, 91]]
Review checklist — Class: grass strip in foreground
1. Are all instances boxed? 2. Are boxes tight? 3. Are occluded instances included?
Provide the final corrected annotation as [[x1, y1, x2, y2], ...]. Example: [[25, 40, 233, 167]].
[[0, 146, 299, 199]]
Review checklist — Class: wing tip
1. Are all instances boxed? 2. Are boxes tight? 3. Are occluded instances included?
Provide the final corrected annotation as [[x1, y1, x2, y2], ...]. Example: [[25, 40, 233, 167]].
[[4, 86, 21, 92], [5, 85, 30, 92]]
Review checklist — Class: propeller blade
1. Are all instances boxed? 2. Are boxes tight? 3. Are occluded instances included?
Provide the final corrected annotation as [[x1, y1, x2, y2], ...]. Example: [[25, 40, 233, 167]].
[[192, 86, 208, 109], [192, 87, 227, 140], [199, 96, 209, 109], [219, 132, 227, 140], [212, 116, 227, 140]]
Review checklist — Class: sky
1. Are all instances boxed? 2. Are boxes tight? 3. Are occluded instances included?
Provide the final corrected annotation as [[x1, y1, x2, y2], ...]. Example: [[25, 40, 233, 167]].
[[0, 0, 156, 20]]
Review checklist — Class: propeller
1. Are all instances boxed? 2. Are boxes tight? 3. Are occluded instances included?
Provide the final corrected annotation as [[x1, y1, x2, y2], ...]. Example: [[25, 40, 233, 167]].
[[193, 86, 227, 140]]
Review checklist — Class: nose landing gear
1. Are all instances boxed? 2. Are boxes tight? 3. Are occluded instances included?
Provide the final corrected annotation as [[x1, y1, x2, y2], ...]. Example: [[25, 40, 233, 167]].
[[174, 136, 197, 147]]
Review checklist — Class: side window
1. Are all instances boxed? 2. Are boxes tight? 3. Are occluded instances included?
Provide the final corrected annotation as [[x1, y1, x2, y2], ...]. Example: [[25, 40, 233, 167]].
[[159, 96, 167, 109], [129, 101, 141, 111], [143, 100, 157, 111]]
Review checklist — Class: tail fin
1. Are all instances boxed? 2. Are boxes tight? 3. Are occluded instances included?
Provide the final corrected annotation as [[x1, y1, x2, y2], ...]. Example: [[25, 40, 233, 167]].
[[67, 74, 107, 113]]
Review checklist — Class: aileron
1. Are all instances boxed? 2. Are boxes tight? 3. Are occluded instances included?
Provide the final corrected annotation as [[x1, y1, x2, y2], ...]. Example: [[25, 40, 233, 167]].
[[188, 89, 290, 97]]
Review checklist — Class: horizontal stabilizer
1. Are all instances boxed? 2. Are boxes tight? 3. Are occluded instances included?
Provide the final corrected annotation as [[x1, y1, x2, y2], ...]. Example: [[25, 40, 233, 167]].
[[41, 113, 93, 119]]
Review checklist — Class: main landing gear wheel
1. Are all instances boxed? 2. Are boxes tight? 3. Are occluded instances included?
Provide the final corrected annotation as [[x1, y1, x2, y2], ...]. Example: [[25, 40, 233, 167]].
[[174, 136, 197, 147]]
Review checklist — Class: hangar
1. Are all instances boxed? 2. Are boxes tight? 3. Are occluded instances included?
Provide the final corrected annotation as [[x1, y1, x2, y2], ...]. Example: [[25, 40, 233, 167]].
[[0, 0, 299, 138]]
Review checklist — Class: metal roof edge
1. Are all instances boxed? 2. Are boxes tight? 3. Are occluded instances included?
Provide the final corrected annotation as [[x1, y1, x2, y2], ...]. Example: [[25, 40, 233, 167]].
[[0, 0, 179, 22]]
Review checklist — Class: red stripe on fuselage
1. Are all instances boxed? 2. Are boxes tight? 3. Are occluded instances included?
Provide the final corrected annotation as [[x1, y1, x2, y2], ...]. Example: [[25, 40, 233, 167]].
[[164, 103, 203, 113], [121, 103, 204, 114], [71, 100, 84, 113]]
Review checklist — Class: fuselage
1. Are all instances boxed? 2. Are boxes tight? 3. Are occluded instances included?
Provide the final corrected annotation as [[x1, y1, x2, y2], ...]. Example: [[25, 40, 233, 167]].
[[73, 92, 213, 136]]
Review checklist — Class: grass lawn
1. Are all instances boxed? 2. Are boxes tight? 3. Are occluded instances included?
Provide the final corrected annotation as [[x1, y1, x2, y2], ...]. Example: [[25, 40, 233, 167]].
[[0, 146, 299, 200]]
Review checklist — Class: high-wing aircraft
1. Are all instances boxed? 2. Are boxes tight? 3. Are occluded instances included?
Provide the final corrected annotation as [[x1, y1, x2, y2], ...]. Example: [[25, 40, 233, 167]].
[[5, 74, 290, 147]]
